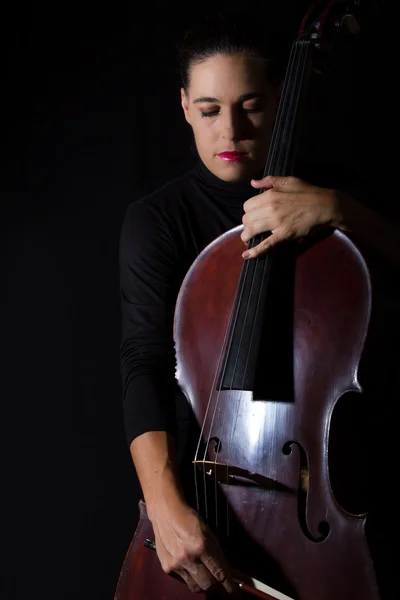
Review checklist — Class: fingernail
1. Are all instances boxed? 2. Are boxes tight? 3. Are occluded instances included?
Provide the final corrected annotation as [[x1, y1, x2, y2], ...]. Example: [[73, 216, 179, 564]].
[[242, 250, 250, 259]]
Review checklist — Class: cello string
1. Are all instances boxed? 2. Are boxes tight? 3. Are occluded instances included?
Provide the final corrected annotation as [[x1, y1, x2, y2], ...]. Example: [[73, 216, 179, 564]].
[[203, 253, 254, 526], [239, 40, 309, 400], [233, 40, 310, 503], [192, 239, 252, 520], [263, 40, 301, 179], [269, 40, 310, 180], [281, 41, 311, 174], [220, 38, 308, 536], [193, 35, 311, 534], [198, 55, 301, 521], [217, 40, 303, 538], [238, 39, 309, 403], [193, 281, 240, 518]]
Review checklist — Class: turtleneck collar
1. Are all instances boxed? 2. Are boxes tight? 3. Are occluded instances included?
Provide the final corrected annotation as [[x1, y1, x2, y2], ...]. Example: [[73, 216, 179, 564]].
[[192, 159, 260, 208]]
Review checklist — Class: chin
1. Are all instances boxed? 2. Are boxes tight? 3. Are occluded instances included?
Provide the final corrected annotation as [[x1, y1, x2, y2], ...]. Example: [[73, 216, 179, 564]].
[[216, 161, 257, 182]]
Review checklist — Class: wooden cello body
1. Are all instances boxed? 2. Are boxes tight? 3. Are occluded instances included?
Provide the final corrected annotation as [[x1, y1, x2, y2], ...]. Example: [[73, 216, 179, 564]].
[[115, 2, 383, 598], [115, 228, 380, 600]]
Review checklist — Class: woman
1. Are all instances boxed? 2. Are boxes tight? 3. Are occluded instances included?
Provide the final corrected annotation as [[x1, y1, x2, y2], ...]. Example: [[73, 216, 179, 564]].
[[119, 14, 398, 597]]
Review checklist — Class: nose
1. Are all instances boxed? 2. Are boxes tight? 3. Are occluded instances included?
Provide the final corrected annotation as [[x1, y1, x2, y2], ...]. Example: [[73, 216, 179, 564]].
[[220, 108, 242, 141]]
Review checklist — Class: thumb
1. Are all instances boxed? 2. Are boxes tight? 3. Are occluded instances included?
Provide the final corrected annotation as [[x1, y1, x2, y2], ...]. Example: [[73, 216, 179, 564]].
[[251, 175, 288, 190]]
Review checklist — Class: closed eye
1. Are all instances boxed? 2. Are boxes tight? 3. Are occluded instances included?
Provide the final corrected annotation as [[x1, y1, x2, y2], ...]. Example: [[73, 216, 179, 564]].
[[201, 106, 263, 118], [201, 109, 219, 118]]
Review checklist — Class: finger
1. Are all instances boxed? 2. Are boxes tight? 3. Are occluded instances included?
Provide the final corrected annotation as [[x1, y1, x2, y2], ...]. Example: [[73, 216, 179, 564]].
[[174, 567, 202, 593], [201, 551, 239, 595], [241, 214, 276, 243], [242, 229, 288, 259], [183, 557, 226, 593]]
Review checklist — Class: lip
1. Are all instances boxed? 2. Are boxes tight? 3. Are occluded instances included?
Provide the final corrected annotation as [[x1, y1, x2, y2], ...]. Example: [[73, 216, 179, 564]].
[[217, 151, 249, 162]]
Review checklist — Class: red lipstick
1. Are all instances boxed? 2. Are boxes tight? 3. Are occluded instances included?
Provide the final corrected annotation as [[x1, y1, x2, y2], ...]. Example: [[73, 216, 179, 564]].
[[217, 151, 248, 162]]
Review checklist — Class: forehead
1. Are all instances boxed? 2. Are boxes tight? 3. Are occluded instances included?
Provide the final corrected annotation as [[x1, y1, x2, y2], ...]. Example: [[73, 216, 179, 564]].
[[188, 53, 269, 100]]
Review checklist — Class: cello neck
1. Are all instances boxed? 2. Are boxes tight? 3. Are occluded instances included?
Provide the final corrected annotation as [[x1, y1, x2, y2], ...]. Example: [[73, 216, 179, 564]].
[[216, 41, 315, 394], [264, 39, 314, 178]]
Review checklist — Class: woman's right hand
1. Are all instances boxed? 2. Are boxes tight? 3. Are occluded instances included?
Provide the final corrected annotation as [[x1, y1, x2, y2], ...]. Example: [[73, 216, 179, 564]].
[[148, 483, 239, 596]]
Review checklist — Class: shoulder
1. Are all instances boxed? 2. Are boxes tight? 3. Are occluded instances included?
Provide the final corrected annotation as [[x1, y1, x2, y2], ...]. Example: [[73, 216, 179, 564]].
[[120, 169, 195, 258], [125, 169, 194, 225]]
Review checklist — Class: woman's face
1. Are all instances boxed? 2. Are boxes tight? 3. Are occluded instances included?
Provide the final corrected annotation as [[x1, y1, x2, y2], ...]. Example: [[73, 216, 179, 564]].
[[181, 53, 279, 182]]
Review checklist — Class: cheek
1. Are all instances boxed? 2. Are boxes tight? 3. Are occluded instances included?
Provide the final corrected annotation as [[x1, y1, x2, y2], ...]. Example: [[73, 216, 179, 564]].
[[192, 118, 217, 146], [252, 116, 275, 144], [253, 111, 274, 128]]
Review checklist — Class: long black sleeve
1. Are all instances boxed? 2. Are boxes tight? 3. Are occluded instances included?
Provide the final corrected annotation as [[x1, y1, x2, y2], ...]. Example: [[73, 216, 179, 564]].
[[119, 200, 182, 445], [118, 163, 249, 447]]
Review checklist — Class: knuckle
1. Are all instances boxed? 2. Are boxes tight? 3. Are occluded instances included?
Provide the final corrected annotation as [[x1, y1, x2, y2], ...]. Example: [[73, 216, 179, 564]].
[[253, 240, 269, 256], [245, 225, 254, 238], [192, 540, 206, 556], [175, 549, 190, 565], [282, 225, 294, 239], [269, 197, 280, 212], [243, 199, 253, 212]]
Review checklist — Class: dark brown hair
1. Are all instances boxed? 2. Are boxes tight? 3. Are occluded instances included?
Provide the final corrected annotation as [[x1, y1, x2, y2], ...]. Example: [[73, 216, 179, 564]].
[[177, 14, 287, 91]]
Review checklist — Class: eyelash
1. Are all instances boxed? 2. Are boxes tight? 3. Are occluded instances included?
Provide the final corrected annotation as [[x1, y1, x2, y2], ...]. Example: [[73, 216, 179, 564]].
[[201, 108, 260, 118], [201, 110, 219, 118]]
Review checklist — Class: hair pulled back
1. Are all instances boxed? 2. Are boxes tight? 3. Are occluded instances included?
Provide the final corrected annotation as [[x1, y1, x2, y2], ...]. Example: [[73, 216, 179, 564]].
[[177, 14, 287, 91]]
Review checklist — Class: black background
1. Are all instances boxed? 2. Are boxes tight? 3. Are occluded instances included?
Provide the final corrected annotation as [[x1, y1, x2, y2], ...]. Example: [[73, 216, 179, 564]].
[[3, 2, 393, 599]]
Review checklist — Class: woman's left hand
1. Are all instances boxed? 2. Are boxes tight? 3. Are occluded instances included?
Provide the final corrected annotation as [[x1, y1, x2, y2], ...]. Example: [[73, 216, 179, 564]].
[[241, 175, 343, 259]]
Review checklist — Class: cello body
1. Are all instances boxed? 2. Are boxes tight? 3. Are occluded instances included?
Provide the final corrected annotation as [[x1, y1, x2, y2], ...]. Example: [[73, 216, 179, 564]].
[[114, 227, 381, 600]]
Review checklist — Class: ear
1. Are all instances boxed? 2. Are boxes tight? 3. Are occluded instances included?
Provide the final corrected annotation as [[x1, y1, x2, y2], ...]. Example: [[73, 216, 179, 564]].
[[180, 88, 191, 125]]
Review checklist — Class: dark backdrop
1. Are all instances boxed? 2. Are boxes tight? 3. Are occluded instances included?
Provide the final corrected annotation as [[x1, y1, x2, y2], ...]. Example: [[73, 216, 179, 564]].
[[2, 2, 392, 600]]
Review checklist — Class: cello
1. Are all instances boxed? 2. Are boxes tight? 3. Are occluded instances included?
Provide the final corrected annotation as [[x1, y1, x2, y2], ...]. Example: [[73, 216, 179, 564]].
[[115, 1, 384, 598]]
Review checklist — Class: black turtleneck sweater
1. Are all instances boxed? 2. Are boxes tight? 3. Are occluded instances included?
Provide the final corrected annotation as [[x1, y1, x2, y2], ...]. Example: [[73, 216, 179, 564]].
[[119, 160, 256, 449], [119, 159, 371, 450]]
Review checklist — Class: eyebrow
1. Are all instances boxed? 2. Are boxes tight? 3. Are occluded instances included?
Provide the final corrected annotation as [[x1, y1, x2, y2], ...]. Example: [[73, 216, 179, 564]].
[[192, 92, 266, 104]]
